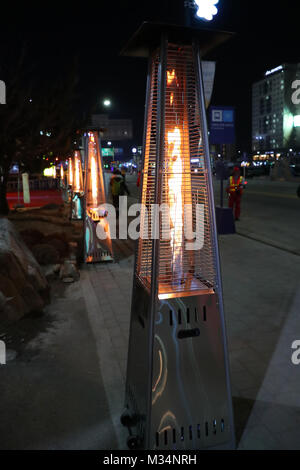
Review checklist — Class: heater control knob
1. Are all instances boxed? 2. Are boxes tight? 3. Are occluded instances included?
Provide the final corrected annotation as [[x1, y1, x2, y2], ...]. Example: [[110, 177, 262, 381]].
[[126, 435, 140, 450], [120, 408, 134, 427]]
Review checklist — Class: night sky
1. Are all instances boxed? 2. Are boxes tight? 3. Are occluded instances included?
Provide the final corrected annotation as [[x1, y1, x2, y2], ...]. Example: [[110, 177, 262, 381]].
[[2, 0, 300, 152]]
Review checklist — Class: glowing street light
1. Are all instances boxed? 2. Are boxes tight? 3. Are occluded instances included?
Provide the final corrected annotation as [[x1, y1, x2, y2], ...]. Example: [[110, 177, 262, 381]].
[[194, 0, 219, 21], [103, 99, 111, 107]]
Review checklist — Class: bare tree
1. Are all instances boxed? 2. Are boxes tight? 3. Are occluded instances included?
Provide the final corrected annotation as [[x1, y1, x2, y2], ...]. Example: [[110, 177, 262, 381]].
[[0, 39, 86, 214]]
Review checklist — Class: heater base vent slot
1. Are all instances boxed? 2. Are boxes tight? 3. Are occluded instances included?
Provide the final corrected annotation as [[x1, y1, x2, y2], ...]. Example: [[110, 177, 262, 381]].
[[154, 418, 226, 449], [177, 328, 200, 339]]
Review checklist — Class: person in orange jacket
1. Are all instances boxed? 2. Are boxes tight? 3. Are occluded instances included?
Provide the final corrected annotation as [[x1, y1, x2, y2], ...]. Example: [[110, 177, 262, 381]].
[[226, 166, 244, 221]]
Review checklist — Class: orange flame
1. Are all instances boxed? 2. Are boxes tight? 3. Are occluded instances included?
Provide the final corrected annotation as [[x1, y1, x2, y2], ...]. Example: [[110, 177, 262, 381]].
[[68, 158, 73, 186], [167, 69, 176, 85], [60, 164, 64, 180], [167, 127, 183, 274], [73, 151, 83, 192], [91, 154, 98, 206]]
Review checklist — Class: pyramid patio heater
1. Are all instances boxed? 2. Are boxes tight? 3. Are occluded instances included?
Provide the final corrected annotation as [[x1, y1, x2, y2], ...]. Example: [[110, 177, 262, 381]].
[[121, 23, 235, 450], [67, 156, 73, 204], [71, 150, 84, 220], [60, 163, 65, 188], [84, 131, 113, 263]]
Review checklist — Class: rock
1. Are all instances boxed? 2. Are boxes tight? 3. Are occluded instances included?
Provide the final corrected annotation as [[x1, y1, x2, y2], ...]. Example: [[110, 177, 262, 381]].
[[43, 237, 69, 258], [41, 203, 62, 210], [32, 244, 60, 265], [20, 229, 45, 248], [41, 264, 61, 281], [59, 260, 80, 283], [0, 219, 49, 324]]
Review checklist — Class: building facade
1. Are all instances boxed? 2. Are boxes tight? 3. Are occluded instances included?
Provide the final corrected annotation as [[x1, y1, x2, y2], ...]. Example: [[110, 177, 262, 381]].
[[252, 64, 300, 154], [91, 114, 133, 141]]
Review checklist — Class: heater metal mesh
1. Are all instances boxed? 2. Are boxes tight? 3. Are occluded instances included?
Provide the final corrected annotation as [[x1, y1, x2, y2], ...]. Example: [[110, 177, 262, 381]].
[[137, 44, 217, 298], [85, 132, 106, 210], [73, 151, 84, 193]]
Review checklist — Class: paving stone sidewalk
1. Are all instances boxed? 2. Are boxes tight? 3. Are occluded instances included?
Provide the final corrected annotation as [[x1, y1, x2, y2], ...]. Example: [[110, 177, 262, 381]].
[[78, 233, 300, 450]]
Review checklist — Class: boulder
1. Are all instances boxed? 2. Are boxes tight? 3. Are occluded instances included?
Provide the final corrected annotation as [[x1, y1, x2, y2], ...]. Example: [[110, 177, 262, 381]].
[[20, 229, 45, 248], [59, 260, 80, 283], [32, 243, 60, 265], [0, 218, 49, 324]]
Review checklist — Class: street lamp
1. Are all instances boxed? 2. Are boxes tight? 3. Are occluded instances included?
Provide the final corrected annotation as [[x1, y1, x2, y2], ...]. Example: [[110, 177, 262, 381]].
[[103, 99, 111, 107], [194, 0, 219, 21]]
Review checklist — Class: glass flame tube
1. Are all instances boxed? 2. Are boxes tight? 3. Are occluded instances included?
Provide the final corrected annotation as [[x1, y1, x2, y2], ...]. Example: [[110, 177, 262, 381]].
[[73, 151, 83, 193], [165, 66, 192, 289], [68, 157, 73, 187]]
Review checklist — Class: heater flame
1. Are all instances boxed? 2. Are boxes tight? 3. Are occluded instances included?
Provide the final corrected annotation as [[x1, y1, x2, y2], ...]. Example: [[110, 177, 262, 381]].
[[68, 158, 73, 186], [91, 154, 98, 206], [73, 151, 83, 193], [60, 164, 64, 180], [167, 126, 183, 280], [167, 69, 176, 85]]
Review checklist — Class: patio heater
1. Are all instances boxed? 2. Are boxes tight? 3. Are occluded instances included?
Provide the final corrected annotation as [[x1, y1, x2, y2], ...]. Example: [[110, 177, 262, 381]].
[[60, 163, 65, 188], [71, 150, 84, 220], [84, 131, 113, 263], [66, 156, 73, 204], [121, 23, 235, 450]]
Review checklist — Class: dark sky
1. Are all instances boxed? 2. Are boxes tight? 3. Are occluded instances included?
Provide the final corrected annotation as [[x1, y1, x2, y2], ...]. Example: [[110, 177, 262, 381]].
[[2, 0, 300, 152]]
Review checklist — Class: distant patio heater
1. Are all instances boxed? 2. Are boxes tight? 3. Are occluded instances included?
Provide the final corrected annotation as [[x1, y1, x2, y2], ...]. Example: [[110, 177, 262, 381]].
[[60, 163, 65, 189], [71, 150, 84, 220], [84, 131, 113, 263], [121, 23, 235, 450]]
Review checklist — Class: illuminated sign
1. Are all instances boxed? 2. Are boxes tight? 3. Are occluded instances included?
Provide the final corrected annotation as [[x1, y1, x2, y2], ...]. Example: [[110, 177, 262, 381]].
[[194, 0, 219, 21], [294, 115, 300, 127], [210, 106, 235, 144], [265, 65, 283, 77], [43, 166, 56, 177], [102, 148, 114, 157]]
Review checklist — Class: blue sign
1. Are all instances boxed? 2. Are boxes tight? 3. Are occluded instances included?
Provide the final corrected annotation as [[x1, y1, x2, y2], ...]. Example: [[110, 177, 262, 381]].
[[209, 106, 235, 144]]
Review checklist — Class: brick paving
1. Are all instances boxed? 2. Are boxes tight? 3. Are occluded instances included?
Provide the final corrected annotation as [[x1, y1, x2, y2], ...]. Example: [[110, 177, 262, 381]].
[[78, 232, 300, 449]]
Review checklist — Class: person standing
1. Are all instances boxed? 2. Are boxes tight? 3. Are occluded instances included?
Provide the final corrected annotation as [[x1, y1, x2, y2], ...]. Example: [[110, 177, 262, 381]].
[[227, 166, 244, 221]]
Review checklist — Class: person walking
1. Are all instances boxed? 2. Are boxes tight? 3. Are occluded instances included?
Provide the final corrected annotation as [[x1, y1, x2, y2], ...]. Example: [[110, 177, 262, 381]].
[[110, 169, 130, 217], [226, 166, 244, 221], [121, 166, 127, 181]]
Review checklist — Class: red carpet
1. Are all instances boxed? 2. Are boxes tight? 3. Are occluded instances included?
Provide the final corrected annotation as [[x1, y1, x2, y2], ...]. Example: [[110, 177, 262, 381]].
[[7, 190, 63, 209]]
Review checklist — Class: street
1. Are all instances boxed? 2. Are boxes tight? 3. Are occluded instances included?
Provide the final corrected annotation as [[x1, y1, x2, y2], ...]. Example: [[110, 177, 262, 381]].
[[234, 179, 300, 254]]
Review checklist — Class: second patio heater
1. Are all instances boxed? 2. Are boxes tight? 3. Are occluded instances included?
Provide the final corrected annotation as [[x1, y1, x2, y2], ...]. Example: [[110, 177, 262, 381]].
[[60, 163, 65, 188], [121, 23, 235, 450], [66, 156, 73, 204], [84, 131, 113, 263], [71, 150, 84, 220]]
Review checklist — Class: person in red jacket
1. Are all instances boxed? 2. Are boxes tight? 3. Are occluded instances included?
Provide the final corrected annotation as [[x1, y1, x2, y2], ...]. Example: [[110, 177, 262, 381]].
[[227, 166, 244, 221]]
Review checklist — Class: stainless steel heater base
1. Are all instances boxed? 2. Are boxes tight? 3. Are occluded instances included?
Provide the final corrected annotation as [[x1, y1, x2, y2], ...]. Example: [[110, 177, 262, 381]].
[[123, 281, 234, 450]]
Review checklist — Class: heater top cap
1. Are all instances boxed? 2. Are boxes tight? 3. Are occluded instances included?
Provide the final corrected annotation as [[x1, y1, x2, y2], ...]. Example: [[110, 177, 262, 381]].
[[120, 22, 234, 58]]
